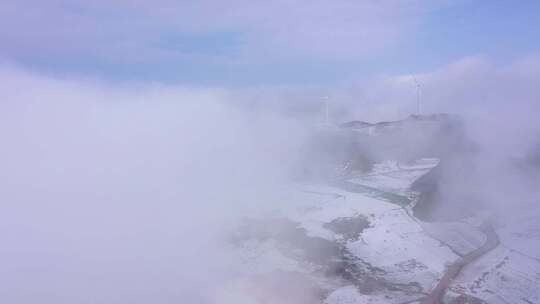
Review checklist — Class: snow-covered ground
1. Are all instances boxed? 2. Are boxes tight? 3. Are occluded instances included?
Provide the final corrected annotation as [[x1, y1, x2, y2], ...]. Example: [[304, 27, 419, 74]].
[[227, 158, 540, 303], [448, 245, 540, 304], [448, 211, 540, 304], [347, 159, 439, 195]]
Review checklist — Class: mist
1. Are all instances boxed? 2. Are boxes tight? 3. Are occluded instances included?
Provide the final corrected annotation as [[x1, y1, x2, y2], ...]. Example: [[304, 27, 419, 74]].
[[1, 53, 540, 303], [0, 66, 312, 303], [1, 0, 540, 303], [368, 55, 540, 221]]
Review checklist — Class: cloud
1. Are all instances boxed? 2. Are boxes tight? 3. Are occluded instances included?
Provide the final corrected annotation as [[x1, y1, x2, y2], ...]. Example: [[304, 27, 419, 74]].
[[0, 0, 447, 67], [1, 49, 539, 302], [0, 65, 309, 303], [334, 54, 540, 152]]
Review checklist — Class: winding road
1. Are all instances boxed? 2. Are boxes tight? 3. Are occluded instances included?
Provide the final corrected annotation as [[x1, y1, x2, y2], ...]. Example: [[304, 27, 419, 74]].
[[334, 177, 501, 303], [420, 222, 500, 304]]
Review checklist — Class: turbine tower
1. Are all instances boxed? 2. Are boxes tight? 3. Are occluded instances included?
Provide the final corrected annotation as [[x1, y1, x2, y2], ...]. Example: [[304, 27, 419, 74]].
[[322, 96, 330, 125], [413, 77, 421, 115]]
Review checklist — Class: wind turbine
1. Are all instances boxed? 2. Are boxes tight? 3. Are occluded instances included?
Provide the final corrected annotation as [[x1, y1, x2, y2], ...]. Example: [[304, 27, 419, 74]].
[[321, 96, 330, 125], [413, 77, 422, 115]]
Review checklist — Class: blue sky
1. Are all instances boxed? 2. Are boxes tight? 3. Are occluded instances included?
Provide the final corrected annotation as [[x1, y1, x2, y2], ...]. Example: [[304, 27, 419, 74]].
[[407, 1, 540, 68], [0, 0, 538, 85]]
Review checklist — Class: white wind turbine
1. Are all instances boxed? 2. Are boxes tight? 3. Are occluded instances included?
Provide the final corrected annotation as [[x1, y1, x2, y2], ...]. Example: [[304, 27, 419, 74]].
[[413, 77, 422, 115], [322, 96, 330, 125]]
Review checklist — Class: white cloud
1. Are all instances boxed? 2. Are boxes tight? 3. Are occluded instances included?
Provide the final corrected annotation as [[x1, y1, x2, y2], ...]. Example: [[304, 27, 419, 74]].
[[0, 0, 448, 64], [1, 50, 540, 302], [338, 54, 540, 154], [0, 65, 308, 303]]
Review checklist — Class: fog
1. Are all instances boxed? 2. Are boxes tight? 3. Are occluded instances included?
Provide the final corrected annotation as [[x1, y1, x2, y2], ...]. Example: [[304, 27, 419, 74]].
[[1, 54, 540, 303], [0, 66, 311, 303], [375, 55, 540, 221], [226, 54, 540, 224]]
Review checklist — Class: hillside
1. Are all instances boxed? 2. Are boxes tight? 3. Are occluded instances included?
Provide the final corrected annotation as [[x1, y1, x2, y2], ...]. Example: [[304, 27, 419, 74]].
[[226, 115, 540, 303]]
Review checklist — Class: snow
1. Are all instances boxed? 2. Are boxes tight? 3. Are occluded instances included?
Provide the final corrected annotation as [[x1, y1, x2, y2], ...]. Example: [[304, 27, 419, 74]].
[[497, 210, 540, 260], [346, 207, 458, 289], [447, 210, 540, 303], [229, 157, 540, 303], [325, 285, 424, 304], [347, 158, 439, 195], [234, 239, 308, 275], [232, 158, 452, 299], [451, 246, 540, 304], [287, 182, 459, 291], [324, 286, 369, 304], [421, 221, 487, 256]]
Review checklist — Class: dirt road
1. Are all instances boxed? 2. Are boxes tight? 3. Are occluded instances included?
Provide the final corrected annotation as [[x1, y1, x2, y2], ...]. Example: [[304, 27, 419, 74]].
[[420, 222, 500, 304]]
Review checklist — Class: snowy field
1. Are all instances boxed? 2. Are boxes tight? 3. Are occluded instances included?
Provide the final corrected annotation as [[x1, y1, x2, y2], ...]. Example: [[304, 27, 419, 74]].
[[224, 158, 539, 303]]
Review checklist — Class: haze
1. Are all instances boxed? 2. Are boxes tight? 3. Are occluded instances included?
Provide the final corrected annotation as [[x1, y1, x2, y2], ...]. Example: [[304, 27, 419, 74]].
[[1, 1, 539, 303]]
